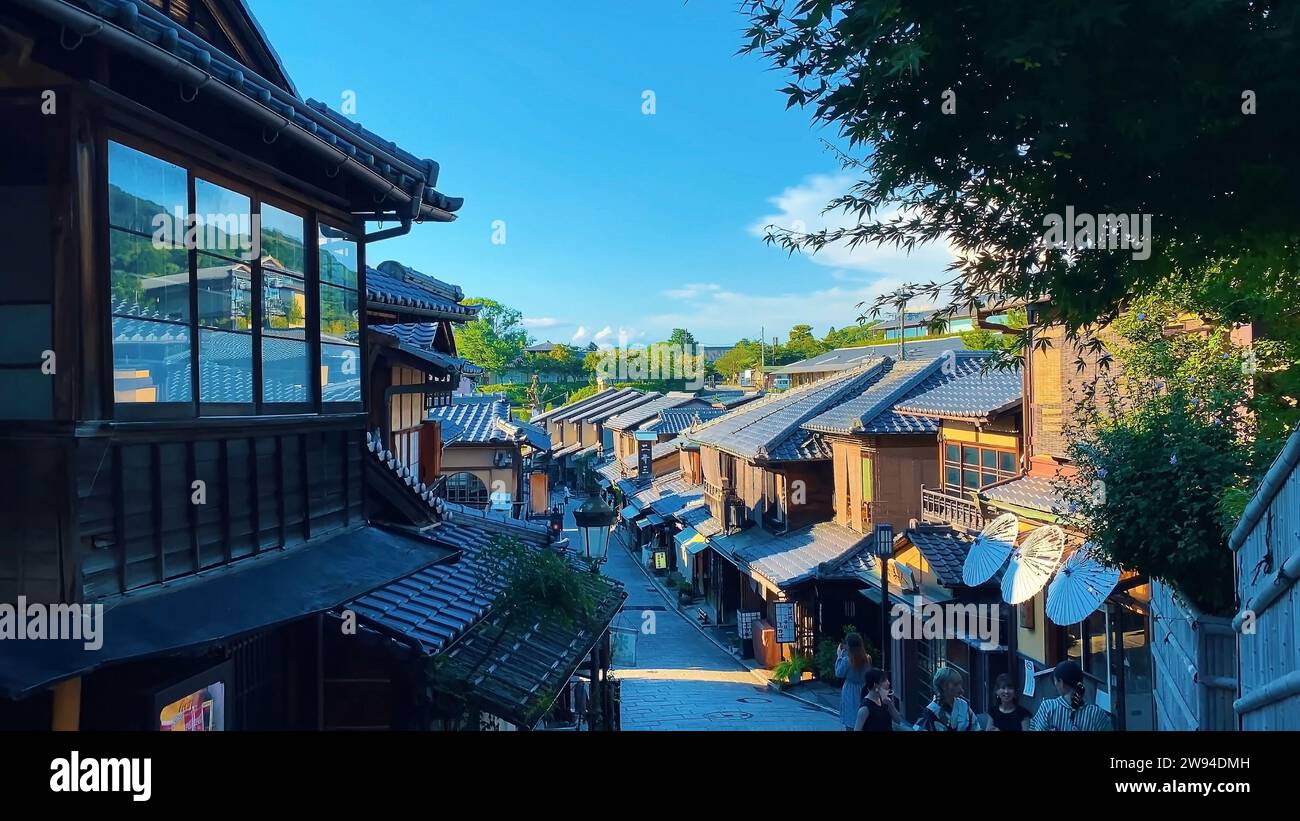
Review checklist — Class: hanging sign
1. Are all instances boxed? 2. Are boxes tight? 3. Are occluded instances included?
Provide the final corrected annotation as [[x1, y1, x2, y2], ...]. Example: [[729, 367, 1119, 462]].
[[653, 550, 668, 571], [1023, 659, 1036, 698], [774, 601, 796, 644]]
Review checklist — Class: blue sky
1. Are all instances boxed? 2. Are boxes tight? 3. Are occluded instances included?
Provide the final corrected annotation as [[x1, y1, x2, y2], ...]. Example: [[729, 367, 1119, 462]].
[[249, 1, 953, 347]]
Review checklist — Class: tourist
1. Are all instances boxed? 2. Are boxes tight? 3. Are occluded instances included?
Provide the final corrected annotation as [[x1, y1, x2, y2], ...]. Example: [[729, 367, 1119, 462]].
[[914, 666, 982, 731], [1029, 660, 1113, 731], [987, 673, 1031, 731], [855, 669, 900, 731], [834, 632, 872, 730]]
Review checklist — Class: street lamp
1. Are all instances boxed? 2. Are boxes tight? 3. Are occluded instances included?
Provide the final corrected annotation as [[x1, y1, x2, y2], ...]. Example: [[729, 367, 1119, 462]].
[[873, 523, 894, 675], [573, 493, 616, 567]]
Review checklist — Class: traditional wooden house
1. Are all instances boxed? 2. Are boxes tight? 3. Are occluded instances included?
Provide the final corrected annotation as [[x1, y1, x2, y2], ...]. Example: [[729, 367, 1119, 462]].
[[363, 260, 483, 478], [971, 303, 1157, 730], [671, 366, 881, 650], [0, 0, 476, 728], [422, 394, 550, 518], [768, 338, 968, 390]]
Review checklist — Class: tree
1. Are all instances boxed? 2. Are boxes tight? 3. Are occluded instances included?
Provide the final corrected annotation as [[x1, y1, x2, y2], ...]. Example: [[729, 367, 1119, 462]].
[[1059, 298, 1283, 614], [453, 298, 529, 374], [780, 323, 829, 363], [740, 1, 1300, 344], [665, 328, 697, 348], [714, 339, 763, 381], [958, 308, 1028, 352], [824, 322, 884, 349]]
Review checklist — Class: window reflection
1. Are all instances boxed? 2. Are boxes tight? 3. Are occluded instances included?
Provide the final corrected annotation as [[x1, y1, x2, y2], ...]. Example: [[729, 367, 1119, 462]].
[[110, 230, 189, 323], [195, 253, 253, 331], [262, 336, 309, 403], [321, 343, 360, 402], [199, 329, 253, 404], [319, 283, 359, 340], [112, 315, 191, 403], [108, 142, 186, 238], [260, 204, 305, 274], [319, 235, 357, 288], [193, 177, 253, 259]]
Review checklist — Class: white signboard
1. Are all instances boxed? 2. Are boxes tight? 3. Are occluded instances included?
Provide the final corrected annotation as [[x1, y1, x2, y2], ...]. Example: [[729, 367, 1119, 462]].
[[774, 601, 796, 644], [736, 611, 761, 639], [610, 627, 637, 667]]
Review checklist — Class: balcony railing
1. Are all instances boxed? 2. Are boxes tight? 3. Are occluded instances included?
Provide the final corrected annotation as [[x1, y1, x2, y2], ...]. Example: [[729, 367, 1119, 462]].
[[920, 485, 984, 531]]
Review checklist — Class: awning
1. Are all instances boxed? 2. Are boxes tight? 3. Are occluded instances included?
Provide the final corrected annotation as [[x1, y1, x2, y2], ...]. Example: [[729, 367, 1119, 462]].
[[675, 527, 709, 555], [635, 517, 657, 532], [619, 505, 640, 520], [646, 513, 666, 526], [0, 526, 455, 699]]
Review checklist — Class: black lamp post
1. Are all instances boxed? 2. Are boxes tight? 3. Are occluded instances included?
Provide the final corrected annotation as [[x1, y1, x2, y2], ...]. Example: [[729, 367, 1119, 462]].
[[873, 522, 894, 674], [573, 494, 616, 569]]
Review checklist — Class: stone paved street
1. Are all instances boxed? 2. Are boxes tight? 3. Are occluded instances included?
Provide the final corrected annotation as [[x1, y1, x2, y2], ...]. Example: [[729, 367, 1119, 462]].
[[560, 494, 841, 731]]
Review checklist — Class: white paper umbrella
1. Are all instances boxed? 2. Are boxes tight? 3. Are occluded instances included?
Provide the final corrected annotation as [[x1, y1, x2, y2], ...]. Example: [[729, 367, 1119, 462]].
[[1046, 543, 1121, 625], [961, 513, 1020, 586], [1001, 524, 1067, 604]]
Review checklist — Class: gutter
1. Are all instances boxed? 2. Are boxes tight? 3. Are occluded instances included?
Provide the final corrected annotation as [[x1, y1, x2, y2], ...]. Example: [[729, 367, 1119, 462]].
[[16, 0, 447, 225]]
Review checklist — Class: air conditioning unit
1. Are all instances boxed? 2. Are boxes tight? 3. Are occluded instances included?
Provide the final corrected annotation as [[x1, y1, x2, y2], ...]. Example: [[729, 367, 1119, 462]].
[[494, 451, 513, 468]]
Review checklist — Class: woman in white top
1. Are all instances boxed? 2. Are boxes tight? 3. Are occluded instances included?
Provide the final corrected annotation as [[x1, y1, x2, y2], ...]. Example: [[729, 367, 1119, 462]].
[[1030, 660, 1113, 731], [914, 666, 981, 731]]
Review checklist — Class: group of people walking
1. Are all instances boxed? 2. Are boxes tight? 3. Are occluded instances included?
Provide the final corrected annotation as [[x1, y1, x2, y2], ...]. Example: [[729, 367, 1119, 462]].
[[834, 633, 1112, 731]]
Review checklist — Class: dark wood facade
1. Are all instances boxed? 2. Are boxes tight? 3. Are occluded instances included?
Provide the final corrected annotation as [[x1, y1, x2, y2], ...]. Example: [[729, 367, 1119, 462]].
[[0, 0, 455, 729]]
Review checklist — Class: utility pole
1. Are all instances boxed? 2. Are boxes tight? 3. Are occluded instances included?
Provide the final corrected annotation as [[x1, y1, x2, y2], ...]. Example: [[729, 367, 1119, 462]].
[[897, 300, 907, 361]]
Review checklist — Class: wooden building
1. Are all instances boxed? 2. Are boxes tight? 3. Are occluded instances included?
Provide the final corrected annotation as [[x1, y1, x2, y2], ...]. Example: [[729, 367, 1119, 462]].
[[0, 0, 473, 729]]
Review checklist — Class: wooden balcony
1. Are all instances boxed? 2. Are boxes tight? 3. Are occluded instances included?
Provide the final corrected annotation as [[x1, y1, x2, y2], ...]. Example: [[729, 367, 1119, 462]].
[[920, 485, 984, 531]]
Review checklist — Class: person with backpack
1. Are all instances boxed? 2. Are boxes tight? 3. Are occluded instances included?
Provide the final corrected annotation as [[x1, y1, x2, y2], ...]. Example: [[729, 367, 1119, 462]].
[[914, 666, 982, 731], [1029, 660, 1113, 731]]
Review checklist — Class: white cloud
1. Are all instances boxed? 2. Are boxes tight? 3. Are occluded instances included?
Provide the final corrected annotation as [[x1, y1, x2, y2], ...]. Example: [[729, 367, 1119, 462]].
[[571, 325, 587, 343], [593, 326, 614, 343], [650, 279, 920, 343], [750, 173, 958, 279], [523, 316, 563, 329], [662, 283, 722, 300]]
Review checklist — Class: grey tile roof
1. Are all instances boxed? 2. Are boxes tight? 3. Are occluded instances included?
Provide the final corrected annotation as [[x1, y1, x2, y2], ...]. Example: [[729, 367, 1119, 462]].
[[366, 261, 479, 319], [689, 364, 884, 461], [651, 437, 685, 460], [630, 471, 705, 516], [580, 391, 659, 424], [643, 407, 728, 434], [597, 461, 625, 483], [893, 364, 1022, 421], [547, 388, 641, 424], [803, 351, 998, 435], [529, 387, 621, 425], [981, 475, 1072, 516], [774, 338, 969, 375], [603, 393, 700, 431], [371, 322, 484, 376], [765, 429, 833, 461], [32, 2, 461, 220], [905, 526, 975, 587], [713, 391, 764, 408], [739, 521, 874, 590], [429, 396, 513, 445], [676, 504, 724, 538], [346, 518, 624, 727], [494, 417, 551, 453]]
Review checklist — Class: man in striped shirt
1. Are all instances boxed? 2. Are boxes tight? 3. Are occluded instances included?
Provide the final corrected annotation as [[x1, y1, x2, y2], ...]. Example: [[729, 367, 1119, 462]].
[[1030, 660, 1114, 731]]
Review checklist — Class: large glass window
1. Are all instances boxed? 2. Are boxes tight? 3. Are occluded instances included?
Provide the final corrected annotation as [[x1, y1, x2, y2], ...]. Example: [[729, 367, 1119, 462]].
[[260, 204, 309, 404], [942, 443, 1018, 494], [445, 472, 489, 507], [108, 142, 192, 404], [319, 231, 359, 404], [107, 139, 353, 414]]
